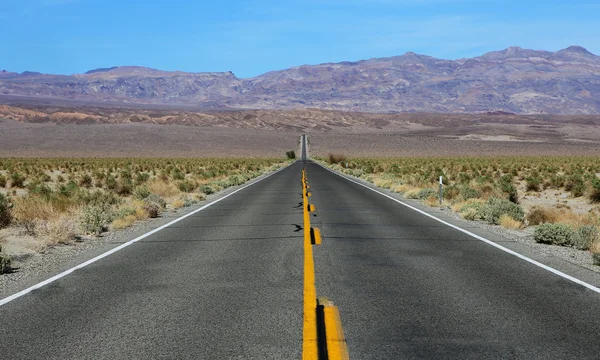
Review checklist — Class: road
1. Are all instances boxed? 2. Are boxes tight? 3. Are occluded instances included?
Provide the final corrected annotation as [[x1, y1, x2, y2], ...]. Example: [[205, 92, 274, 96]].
[[308, 162, 600, 359], [2, 160, 600, 359], [301, 134, 308, 161]]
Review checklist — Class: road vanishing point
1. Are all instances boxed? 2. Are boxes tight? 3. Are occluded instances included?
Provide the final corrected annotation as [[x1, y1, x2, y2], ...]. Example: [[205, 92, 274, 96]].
[[3, 137, 600, 359]]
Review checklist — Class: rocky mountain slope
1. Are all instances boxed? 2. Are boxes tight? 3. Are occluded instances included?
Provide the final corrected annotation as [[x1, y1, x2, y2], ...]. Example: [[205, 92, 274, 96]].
[[1, 46, 599, 114]]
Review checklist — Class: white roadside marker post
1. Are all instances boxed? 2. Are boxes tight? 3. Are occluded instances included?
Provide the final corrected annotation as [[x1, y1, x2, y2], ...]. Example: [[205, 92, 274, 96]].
[[439, 176, 443, 206]]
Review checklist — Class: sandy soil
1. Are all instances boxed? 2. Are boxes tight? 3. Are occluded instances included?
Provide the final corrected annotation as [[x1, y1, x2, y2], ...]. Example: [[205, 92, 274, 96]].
[[0, 119, 301, 157], [2, 117, 600, 158]]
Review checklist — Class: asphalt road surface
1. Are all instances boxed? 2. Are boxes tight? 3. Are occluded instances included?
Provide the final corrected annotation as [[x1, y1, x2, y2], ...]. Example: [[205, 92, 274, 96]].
[[3, 161, 600, 359], [308, 162, 600, 359]]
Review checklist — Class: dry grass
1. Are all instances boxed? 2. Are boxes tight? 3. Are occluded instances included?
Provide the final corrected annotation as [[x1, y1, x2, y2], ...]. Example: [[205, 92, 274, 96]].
[[327, 153, 347, 165], [373, 177, 396, 189], [35, 211, 80, 245], [425, 197, 441, 207], [404, 188, 421, 199], [111, 215, 137, 230], [526, 206, 596, 227], [391, 184, 417, 194], [499, 214, 523, 229], [590, 240, 600, 254], [134, 205, 150, 220], [171, 199, 185, 209], [12, 196, 60, 222], [147, 180, 180, 198], [11, 195, 65, 235]]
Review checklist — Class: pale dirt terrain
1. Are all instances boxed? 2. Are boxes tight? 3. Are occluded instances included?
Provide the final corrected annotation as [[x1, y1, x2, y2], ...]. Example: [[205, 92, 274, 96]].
[[1, 118, 600, 158], [2, 102, 600, 157]]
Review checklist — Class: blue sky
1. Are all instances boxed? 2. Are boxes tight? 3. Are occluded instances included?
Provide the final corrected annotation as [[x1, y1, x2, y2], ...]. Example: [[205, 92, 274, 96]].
[[1, 0, 599, 78]]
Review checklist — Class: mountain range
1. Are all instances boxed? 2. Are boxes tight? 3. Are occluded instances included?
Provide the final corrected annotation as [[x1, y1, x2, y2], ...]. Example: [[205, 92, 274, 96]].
[[1, 46, 600, 114]]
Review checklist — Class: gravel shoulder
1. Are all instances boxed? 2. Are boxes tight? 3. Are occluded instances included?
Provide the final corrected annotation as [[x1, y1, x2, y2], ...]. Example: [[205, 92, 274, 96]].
[[0, 164, 290, 299], [317, 162, 600, 288]]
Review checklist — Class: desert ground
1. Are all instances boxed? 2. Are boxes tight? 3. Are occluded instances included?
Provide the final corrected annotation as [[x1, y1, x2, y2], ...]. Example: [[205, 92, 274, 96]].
[[1, 101, 600, 157]]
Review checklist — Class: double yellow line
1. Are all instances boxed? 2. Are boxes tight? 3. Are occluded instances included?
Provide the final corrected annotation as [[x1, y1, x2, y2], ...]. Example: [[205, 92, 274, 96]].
[[302, 168, 348, 360]]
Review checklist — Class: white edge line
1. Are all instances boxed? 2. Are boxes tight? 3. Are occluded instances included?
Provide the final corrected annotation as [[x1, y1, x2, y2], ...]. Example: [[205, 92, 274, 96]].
[[317, 162, 600, 294], [0, 161, 295, 307]]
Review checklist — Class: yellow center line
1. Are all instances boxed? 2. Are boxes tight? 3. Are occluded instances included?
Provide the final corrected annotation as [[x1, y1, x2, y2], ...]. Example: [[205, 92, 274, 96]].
[[323, 305, 349, 360], [302, 169, 318, 359], [302, 168, 349, 359], [312, 228, 322, 245]]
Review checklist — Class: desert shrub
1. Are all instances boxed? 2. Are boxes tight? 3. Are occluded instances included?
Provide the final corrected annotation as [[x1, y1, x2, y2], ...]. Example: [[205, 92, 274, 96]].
[[135, 172, 150, 185], [79, 174, 93, 188], [527, 207, 552, 226], [460, 186, 480, 201], [28, 181, 53, 198], [525, 176, 541, 192], [458, 201, 486, 221], [327, 153, 347, 165], [158, 171, 169, 182], [144, 194, 167, 218], [499, 175, 518, 203], [143, 202, 161, 218], [565, 175, 586, 197], [484, 197, 524, 225], [575, 225, 599, 250], [0, 174, 6, 187], [116, 178, 133, 196], [457, 172, 471, 184], [593, 253, 600, 266], [116, 207, 136, 218], [172, 168, 185, 180], [133, 186, 151, 200], [589, 178, 600, 203], [199, 184, 215, 195], [144, 194, 166, 209], [76, 190, 121, 207], [183, 197, 199, 207], [0, 193, 11, 228], [10, 173, 26, 188], [550, 174, 565, 189], [0, 246, 11, 274], [59, 180, 79, 197], [286, 150, 296, 160], [106, 175, 117, 191], [178, 180, 197, 193], [442, 185, 459, 200], [227, 174, 246, 186], [80, 204, 115, 235], [534, 223, 578, 246], [417, 188, 438, 200], [591, 241, 600, 265]]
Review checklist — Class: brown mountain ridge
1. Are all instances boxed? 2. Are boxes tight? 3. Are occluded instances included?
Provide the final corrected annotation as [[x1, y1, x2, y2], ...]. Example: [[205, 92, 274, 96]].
[[2, 46, 600, 114]]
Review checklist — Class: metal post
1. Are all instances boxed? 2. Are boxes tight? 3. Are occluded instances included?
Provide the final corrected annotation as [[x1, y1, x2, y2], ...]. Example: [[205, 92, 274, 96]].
[[439, 176, 443, 206]]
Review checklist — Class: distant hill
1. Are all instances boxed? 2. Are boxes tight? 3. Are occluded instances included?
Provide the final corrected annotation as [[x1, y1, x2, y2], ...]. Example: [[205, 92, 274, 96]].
[[1, 46, 600, 114]]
